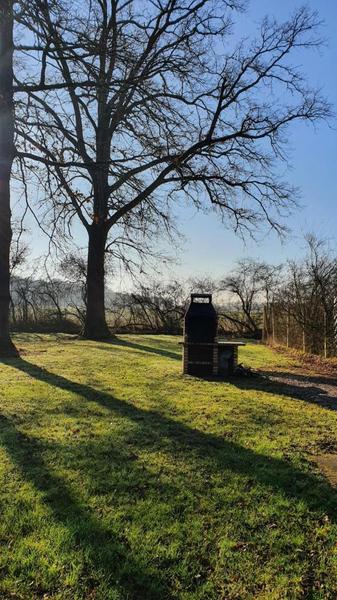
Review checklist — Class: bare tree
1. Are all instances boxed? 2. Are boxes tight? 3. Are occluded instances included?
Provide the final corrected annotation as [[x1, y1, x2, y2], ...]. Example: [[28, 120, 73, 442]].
[[305, 234, 337, 322], [274, 235, 337, 354], [220, 259, 282, 336], [188, 276, 218, 296], [0, 0, 17, 354], [36, 278, 67, 322], [14, 1, 330, 339], [9, 221, 30, 324], [130, 279, 187, 333], [58, 253, 88, 326], [15, 276, 39, 323]]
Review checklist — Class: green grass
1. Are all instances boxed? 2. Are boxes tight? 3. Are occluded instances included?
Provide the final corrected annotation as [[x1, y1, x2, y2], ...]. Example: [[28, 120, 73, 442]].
[[0, 334, 337, 599]]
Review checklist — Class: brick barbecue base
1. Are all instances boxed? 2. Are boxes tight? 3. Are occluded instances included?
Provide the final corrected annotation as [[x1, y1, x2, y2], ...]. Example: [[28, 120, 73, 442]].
[[181, 340, 245, 377]]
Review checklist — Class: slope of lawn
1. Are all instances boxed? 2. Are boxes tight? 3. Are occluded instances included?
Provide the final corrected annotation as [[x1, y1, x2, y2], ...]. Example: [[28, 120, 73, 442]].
[[0, 334, 337, 599]]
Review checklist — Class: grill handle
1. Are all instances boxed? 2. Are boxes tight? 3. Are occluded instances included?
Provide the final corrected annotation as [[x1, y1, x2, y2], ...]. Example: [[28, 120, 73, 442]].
[[190, 293, 212, 303]]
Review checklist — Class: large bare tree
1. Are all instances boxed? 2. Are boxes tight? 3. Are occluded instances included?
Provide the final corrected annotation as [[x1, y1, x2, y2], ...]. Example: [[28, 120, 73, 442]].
[[0, 0, 17, 354], [14, 0, 330, 339]]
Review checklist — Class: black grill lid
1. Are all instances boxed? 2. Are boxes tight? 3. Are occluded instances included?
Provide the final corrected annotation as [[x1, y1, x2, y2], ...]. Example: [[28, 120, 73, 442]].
[[184, 294, 218, 343]]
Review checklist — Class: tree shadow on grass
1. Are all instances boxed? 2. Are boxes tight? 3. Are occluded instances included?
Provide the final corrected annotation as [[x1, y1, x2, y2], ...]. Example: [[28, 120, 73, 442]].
[[0, 414, 173, 599], [98, 337, 182, 361], [2, 357, 337, 519]]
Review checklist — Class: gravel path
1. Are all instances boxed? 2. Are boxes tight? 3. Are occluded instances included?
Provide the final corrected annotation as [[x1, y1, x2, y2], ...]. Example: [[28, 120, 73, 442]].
[[260, 369, 337, 409], [259, 350, 337, 484]]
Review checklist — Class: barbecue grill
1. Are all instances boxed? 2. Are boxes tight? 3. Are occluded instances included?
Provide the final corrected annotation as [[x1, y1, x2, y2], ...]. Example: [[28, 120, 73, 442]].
[[182, 293, 245, 376], [182, 294, 218, 376]]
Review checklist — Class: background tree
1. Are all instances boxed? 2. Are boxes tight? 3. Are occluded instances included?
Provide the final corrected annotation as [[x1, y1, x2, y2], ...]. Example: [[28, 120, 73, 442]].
[[15, 1, 330, 339], [220, 259, 282, 336], [273, 235, 337, 354], [58, 253, 88, 326], [130, 279, 187, 334]]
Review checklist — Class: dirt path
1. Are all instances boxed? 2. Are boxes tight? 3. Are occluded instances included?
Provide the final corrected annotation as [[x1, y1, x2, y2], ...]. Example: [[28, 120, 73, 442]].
[[259, 348, 337, 409], [263, 371, 337, 408], [259, 348, 337, 484]]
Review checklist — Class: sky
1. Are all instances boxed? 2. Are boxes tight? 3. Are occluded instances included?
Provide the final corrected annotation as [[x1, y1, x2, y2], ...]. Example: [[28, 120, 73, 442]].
[[17, 0, 337, 290]]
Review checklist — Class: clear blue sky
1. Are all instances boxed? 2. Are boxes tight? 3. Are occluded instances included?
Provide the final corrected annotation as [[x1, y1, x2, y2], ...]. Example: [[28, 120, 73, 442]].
[[18, 0, 337, 289]]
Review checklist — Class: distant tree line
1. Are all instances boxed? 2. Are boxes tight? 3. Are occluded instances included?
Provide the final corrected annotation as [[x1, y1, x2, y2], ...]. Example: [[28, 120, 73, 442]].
[[10, 234, 337, 355], [9, 251, 279, 337]]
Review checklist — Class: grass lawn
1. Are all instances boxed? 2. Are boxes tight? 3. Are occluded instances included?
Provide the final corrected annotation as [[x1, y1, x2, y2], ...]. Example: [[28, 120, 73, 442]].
[[0, 335, 337, 599]]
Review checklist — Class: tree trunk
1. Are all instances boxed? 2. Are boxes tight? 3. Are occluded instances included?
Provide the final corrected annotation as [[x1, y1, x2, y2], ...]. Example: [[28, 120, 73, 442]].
[[0, 0, 17, 356], [83, 224, 111, 340]]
